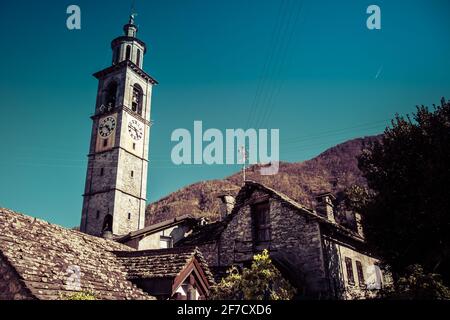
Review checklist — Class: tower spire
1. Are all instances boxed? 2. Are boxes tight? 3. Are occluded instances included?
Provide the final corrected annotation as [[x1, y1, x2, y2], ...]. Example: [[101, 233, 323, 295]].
[[129, 0, 137, 24]]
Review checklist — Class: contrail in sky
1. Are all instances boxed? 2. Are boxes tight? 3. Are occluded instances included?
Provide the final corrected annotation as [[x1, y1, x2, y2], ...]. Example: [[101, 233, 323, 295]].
[[375, 65, 383, 79]]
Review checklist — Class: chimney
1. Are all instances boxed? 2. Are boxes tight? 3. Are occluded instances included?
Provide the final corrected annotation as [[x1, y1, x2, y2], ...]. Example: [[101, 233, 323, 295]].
[[218, 194, 235, 220], [316, 192, 336, 223], [354, 212, 364, 237]]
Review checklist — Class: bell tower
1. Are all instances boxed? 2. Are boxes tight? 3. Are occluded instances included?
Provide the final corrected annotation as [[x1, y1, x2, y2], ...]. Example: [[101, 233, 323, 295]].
[[80, 15, 157, 237]]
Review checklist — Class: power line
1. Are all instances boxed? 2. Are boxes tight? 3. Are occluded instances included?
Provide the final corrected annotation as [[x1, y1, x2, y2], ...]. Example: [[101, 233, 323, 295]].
[[255, 0, 304, 129], [245, 0, 290, 128]]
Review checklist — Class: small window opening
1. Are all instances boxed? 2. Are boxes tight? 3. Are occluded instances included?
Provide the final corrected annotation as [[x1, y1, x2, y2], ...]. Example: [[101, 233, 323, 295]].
[[125, 45, 131, 60]]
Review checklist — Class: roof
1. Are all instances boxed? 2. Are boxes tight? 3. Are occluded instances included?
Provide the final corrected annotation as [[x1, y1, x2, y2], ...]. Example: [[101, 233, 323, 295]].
[[93, 59, 158, 84], [178, 181, 364, 246], [239, 181, 364, 241], [0, 208, 153, 300], [114, 246, 214, 285], [176, 220, 227, 246], [116, 214, 198, 243], [315, 192, 337, 200]]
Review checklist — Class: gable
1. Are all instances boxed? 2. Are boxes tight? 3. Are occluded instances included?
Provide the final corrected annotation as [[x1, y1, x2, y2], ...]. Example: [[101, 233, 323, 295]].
[[0, 253, 33, 300], [115, 247, 214, 299]]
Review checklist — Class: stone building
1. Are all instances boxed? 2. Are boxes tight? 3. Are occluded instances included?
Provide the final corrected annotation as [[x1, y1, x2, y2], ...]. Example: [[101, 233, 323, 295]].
[[116, 247, 213, 300], [80, 14, 157, 238], [0, 208, 213, 300], [116, 215, 201, 250], [177, 181, 385, 299]]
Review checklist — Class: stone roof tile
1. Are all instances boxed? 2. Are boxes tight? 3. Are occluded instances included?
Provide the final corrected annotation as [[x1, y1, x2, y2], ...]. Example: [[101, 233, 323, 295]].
[[0, 208, 153, 300], [115, 246, 215, 284]]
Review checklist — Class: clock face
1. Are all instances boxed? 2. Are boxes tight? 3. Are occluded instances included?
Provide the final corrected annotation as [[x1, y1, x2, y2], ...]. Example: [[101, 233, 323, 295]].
[[128, 118, 143, 141], [98, 116, 116, 138]]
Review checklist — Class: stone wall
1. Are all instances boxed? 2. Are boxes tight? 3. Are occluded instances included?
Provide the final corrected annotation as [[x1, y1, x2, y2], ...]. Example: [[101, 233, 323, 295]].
[[196, 242, 220, 267], [81, 188, 116, 236], [113, 191, 145, 235], [269, 200, 328, 296], [216, 189, 328, 297], [322, 238, 382, 299], [0, 254, 33, 300], [136, 225, 191, 250]]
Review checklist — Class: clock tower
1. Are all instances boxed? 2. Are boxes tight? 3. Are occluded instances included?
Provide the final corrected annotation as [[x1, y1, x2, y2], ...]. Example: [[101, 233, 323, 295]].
[[80, 15, 157, 237]]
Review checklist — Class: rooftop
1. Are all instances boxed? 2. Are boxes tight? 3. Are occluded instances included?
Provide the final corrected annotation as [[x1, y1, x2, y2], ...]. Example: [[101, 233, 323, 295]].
[[0, 208, 152, 300]]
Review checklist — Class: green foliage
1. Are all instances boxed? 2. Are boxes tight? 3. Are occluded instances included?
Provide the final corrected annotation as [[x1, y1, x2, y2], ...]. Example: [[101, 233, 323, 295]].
[[61, 291, 97, 300], [358, 98, 450, 285], [387, 265, 450, 300], [341, 185, 371, 212], [210, 249, 296, 300]]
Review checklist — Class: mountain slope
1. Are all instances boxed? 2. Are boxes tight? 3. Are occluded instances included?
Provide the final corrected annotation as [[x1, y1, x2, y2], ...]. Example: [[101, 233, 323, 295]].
[[145, 135, 380, 225]]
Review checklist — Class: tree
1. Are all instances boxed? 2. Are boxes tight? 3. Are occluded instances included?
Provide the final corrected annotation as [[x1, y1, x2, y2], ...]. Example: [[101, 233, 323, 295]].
[[60, 291, 96, 300], [210, 249, 296, 300], [358, 98, 450, 285], [387, 265, 450, 300]]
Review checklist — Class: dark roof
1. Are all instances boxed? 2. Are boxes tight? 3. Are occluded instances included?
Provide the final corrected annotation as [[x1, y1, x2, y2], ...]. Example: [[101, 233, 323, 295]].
[[315, 192, 336, 200], [239, 181, 364, 241], [176, 220, 227, 246], [111, 36, 147, 53], [114, 247, 214, 284], [116, 214, 198, 243], [0, 208, 153, 300], [93, 60, 158, 84], [178, 181, 364, 247]]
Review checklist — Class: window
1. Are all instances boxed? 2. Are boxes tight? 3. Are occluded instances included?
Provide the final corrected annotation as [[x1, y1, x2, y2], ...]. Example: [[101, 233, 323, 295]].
[[127, 212, 131, 220], [104, 81, 117, 109], [133, 143, 136, 150], [251, 201, 271, 246], [125, 45, 131, 60], [356, 261, 366, 288], [160, 236, 173, 248], [103, 139, 108, 147], [96, 210, 100, 219], [131, 84, 143, 115], [136, 49, 141, 66], [102, 214, 113, 232], [345, 257, 355, 285], [100, 168, 104, 176], [131, 170, 134, 177]]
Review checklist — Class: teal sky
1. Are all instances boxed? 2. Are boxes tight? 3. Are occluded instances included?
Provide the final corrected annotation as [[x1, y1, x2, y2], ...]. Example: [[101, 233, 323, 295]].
[[0, 0, 449, 228]]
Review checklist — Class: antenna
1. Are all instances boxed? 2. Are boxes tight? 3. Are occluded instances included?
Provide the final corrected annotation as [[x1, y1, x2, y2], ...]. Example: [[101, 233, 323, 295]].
[[238, 146, 248, 183]]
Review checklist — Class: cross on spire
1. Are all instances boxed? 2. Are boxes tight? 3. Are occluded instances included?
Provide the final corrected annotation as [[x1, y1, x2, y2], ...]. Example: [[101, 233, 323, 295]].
[[129, 0, 138, 24]]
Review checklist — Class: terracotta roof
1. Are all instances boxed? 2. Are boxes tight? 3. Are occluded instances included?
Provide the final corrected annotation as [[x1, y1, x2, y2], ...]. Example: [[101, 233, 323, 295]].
[[114, 247, 215, 284], [0, 208, 153, 300]]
